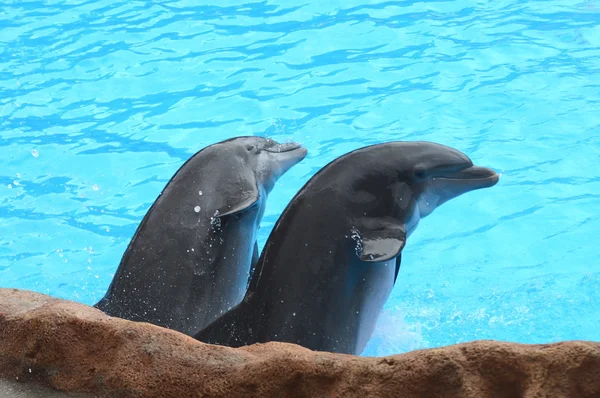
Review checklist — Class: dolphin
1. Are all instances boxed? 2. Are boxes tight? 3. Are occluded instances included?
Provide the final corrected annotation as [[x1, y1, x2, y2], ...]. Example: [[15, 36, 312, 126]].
[[194, 141, 499, 354], [95, 136, 307, 335]]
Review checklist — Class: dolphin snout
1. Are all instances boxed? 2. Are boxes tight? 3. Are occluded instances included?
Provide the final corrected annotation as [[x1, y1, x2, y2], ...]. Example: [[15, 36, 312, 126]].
[[454, 166, 500, 188], [270, 143, 308, 177], [266, 141, 304, 153], [429, 165, 499, 205]]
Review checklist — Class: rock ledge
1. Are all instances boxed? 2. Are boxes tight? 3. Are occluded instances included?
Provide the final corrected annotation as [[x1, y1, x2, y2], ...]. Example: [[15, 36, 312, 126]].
[[1, 288, 599, 397]]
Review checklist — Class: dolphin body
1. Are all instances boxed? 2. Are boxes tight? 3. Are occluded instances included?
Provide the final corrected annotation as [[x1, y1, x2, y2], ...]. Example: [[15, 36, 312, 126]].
[[194, 141, 499, 354], [95, 137, 307, 335]]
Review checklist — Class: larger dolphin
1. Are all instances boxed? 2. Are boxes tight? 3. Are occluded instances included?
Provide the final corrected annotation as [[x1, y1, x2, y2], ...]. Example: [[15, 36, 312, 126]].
[[194, 141, 499, 354], [95, 136, 307, 335]]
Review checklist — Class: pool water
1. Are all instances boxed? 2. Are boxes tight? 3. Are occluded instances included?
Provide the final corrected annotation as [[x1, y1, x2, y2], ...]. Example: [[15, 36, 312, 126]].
[[1, 0, 599, 357]]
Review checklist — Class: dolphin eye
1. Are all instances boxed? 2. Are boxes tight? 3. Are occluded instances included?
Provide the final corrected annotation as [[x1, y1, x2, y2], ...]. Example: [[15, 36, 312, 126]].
[[414, 168, 427, 179], [246, 145, 255, 151]]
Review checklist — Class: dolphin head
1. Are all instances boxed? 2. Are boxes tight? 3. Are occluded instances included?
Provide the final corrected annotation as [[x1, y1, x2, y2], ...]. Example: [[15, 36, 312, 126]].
[[247, 137, 308, 193], [378, 142, 499, 233], [345, 141, 499, 239], [401, 142, 499, 219], [225, 136, 308, 194]]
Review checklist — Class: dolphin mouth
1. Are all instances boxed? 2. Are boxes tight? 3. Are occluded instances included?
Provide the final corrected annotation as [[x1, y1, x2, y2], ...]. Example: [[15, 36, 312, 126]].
[[265, 141, 303, 153], [433, 166, 500, 189]]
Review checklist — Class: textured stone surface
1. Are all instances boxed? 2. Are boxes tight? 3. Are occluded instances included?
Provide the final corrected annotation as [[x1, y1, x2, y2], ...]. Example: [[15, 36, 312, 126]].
[[1, 288, 600, 398]]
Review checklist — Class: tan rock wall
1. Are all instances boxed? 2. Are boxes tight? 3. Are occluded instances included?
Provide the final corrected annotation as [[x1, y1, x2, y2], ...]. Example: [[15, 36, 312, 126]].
[[1, 288, 599, 398]]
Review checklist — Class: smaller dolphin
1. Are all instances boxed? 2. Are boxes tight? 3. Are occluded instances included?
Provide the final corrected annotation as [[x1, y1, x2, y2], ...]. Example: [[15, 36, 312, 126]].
[[194, 141, 499, 354], [95, 136, 307, 335]]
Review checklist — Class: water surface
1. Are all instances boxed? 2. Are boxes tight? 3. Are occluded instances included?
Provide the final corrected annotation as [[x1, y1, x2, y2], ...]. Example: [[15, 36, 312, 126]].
[[1, 0, 599, 356]]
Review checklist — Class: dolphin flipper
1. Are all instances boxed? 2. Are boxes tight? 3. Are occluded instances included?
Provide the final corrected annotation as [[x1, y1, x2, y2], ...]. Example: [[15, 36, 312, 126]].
[[394, 253, 401, 284], [217, 189, 260, 217], [355, 218, 407, 262], [248, 241, 259, 288]]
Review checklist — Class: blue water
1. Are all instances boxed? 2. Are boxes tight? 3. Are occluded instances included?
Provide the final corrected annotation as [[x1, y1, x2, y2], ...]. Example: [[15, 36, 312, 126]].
[[1, 0, 599, 357]]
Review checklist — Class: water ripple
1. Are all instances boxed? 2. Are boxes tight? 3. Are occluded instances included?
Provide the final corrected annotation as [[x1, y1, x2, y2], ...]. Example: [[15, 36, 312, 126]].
[[1, 0, 599, 356]]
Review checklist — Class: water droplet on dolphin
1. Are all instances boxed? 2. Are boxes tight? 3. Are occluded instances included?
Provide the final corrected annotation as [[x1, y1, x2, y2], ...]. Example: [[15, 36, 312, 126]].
[[198, 190, 203, 196], [210, 210, 221, 228], [194, 206, 201, 213]]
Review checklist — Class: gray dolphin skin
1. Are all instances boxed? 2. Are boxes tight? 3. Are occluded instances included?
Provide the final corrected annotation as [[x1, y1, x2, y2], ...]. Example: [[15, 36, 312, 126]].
[[194, 141, 499, 354], [94, 136, 307, 335]]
